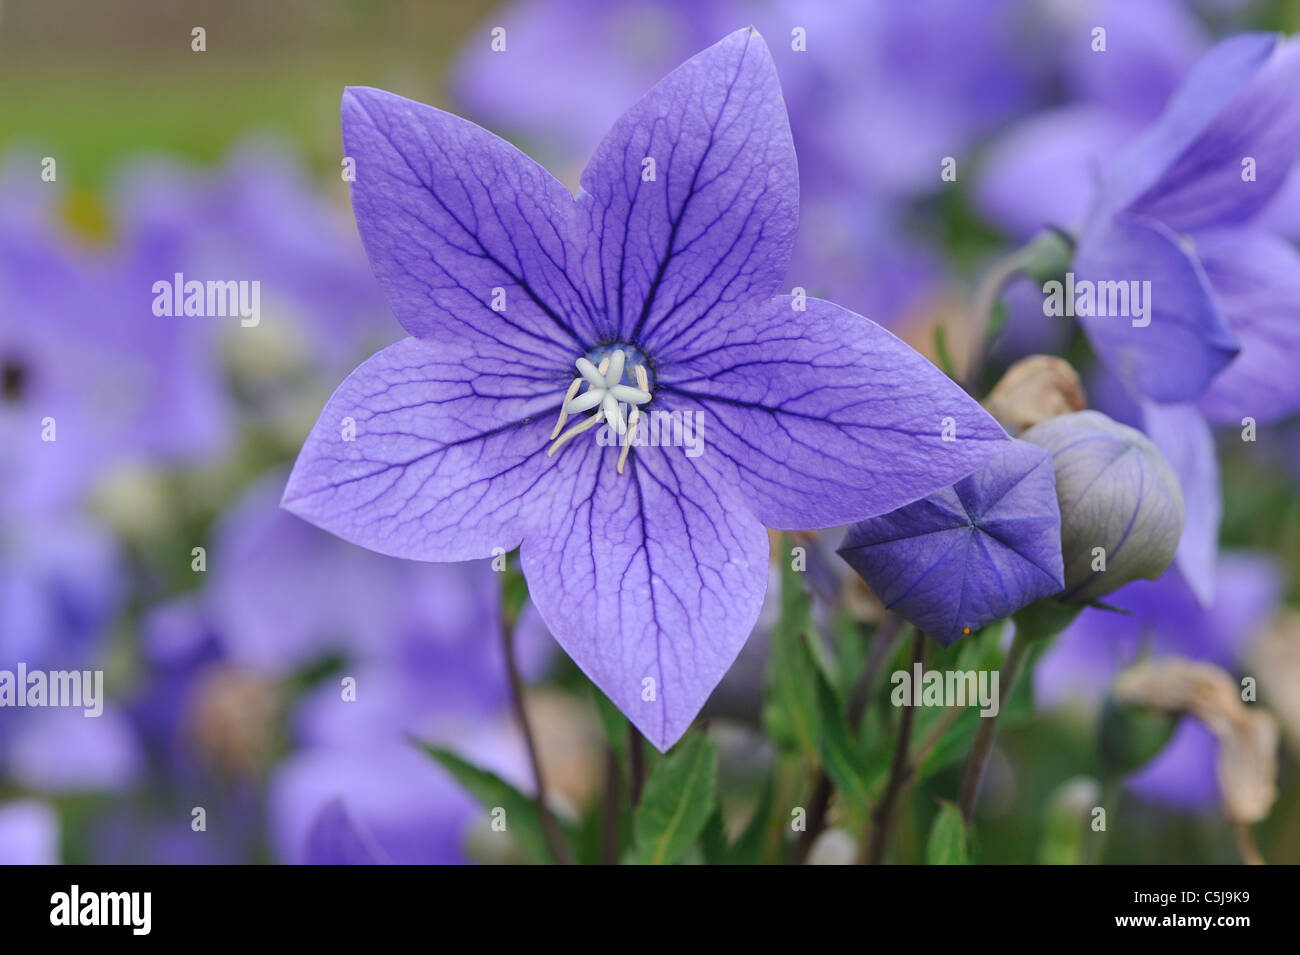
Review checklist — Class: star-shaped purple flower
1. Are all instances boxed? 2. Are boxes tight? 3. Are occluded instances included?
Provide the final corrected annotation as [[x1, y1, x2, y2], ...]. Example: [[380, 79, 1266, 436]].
[[284, 29, 1006, 749], [838, 439, 1064, 646]]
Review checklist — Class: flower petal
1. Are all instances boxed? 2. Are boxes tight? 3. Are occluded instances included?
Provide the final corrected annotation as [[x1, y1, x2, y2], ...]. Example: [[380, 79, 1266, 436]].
[[341, 86, 596, 362], [1125, 717, 1221, 813], [655, 296, 1009, 529], [574, 27, 798, 351], [975, 105, 1135, 239], [1194, 228, 1300, 424], [520, 440, 769, 752], [1139, 401, 1220, 606], [1101, 33, 1300, 230], [282, 337, 562, 561], [303, 798, 387, 865], [1072, 212, 1238, 402], [838, 440, 1064, 646]]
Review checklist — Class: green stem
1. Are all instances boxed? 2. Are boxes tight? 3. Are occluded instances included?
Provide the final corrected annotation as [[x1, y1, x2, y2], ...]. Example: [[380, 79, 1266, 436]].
[[600, 744, 623, 865], [963, 228, 1074, 391], [502, 614, 573, 864], [627, 723, 646, 809], [862, 629, 926, 864], [956, 628, 1032, 824]]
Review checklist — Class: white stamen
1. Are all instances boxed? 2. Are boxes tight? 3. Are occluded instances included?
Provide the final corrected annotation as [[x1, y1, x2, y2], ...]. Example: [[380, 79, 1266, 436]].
[[549, 377, 584, 439], [547, 407, 603, 456], [546, 347, 654, 470], [618, 406, 641, 474]]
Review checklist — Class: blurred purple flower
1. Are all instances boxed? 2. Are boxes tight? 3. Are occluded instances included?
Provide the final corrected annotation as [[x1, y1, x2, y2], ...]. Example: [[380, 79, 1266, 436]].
[[0, 520, 122, 670], [4, 706, 143, 793], [1073, 33, 1300, 408], [128, 472, 549, 864], [452, 0, 1034, 324], [276, 609, 539, 865], [979, 29, 1300, 605], [0, 800, 59, 865], [285, 29, 1006, 749], [1037, 552, 1280, 706], [839, 440, 1062, 646], [1, 167, 126, 671], [301, 797, 387, 864], [0, 153, 232, 479], [1035, 551, 1280, 813], [1125, 717, 1221, 813], [271, 737, 519, 865], [978, 0, 1211, 241], [208, 473, 551, 702], [113, 141, 391, 374]]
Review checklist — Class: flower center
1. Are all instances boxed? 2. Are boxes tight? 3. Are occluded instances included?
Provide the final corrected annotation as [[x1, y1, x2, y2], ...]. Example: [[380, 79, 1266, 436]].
[[548, 344, 653, 473]]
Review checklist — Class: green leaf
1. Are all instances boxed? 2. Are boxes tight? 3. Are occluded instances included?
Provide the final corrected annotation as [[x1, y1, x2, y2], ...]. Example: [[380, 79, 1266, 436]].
[[1038, 779, 1100, 865], [927, 801, 969, 864], [632, 733, 718, 865], [832, 610, 868, 701], [813, 663, 872, 824], [726, 774, 776, 865], [916, 707, 980, 778], [416, 742, 559, 864], [764, 555, 821, 762], [699, 809, 728, 866]]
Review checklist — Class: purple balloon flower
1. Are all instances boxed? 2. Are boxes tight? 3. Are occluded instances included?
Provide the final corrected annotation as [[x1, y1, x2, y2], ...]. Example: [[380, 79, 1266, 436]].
[[981, 31, 1300, 605], [1074, 32, 1300, 406], [838, 439, 1063, 646], [284, 29, 1006, 749], [977, 0, 1211, 242]]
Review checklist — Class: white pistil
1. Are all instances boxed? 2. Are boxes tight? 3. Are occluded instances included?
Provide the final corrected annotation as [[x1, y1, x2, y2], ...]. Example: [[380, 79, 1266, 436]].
[[546, 348, 652, 468]]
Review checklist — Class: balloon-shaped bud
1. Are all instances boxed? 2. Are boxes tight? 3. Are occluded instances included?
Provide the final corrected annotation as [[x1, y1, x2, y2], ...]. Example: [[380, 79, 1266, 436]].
[[1021, 411, 1183, 603]]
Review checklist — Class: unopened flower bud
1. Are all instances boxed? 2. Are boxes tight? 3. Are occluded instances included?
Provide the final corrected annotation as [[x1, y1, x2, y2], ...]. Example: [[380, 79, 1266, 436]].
[[983, 355, 1087, 436], [1021, 411, 1183, 603]]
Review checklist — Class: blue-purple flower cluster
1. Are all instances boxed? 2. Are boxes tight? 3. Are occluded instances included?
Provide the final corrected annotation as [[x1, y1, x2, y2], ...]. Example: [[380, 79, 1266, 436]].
[[3, 0, 1299, 865]]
